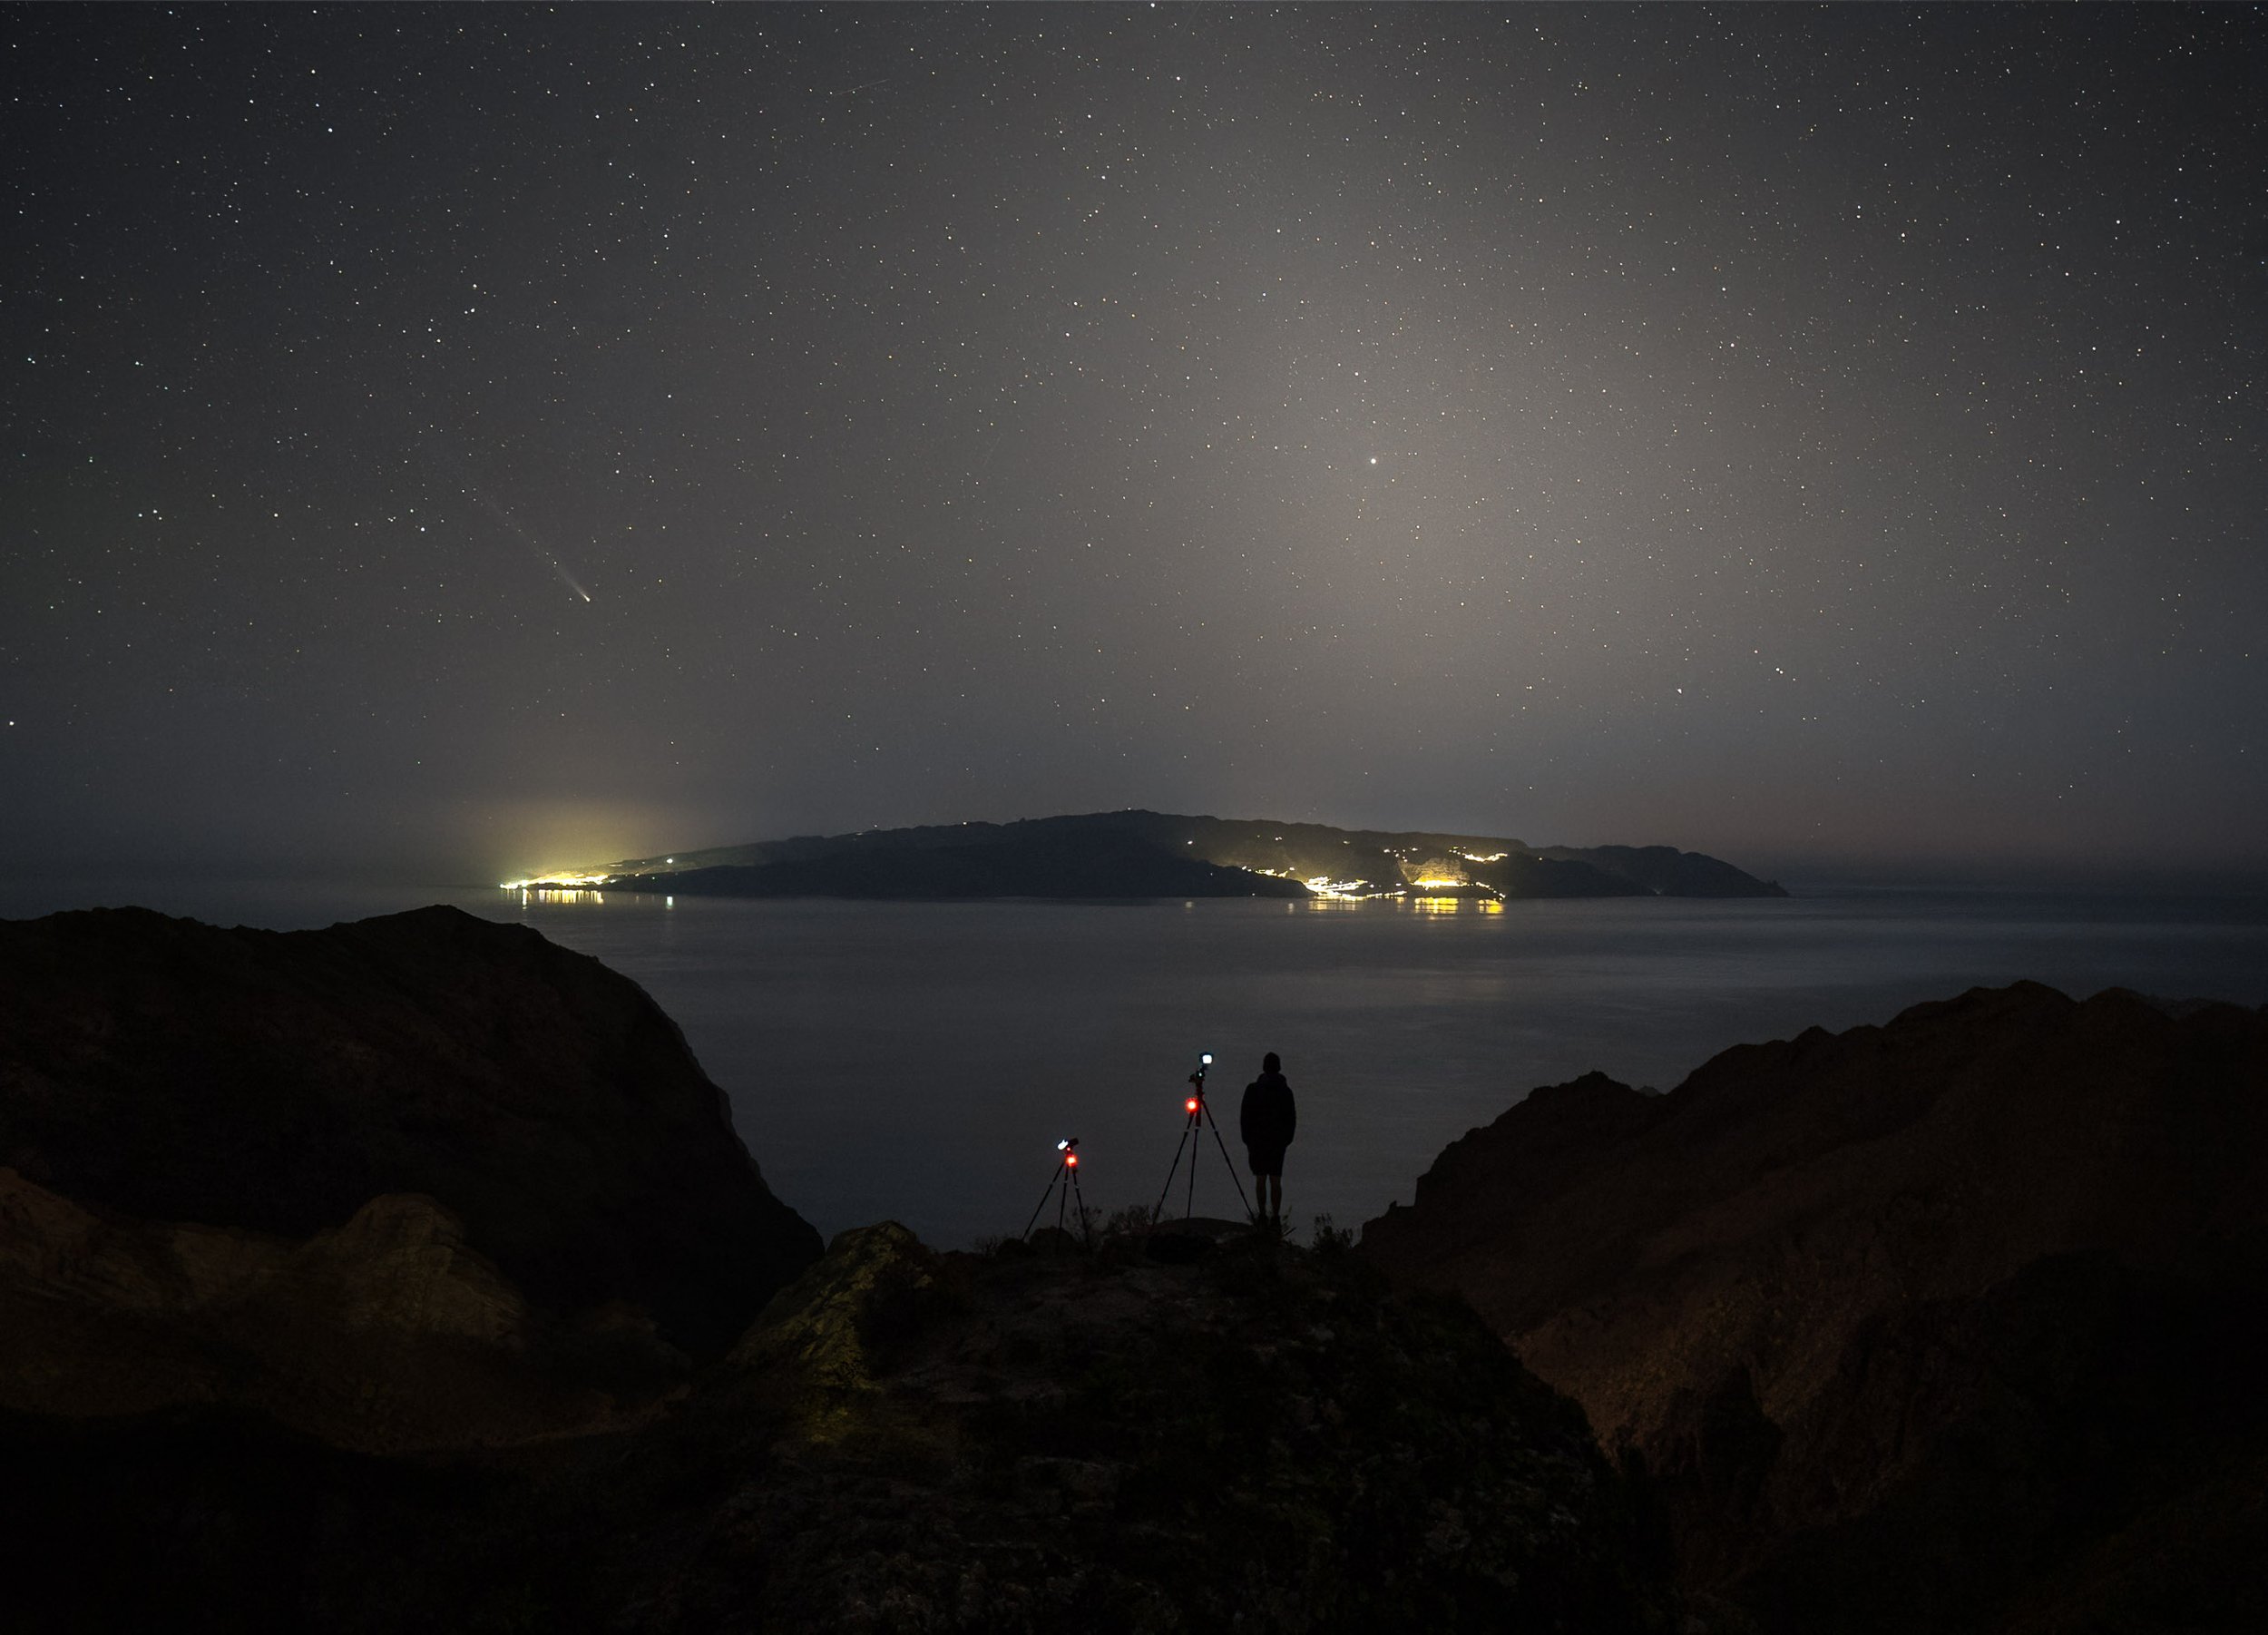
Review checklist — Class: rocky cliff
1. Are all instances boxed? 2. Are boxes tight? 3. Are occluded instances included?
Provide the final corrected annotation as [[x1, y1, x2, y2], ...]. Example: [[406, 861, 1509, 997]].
[[0, 905, 820, 1360], [1360, 983, 2268, 1633]]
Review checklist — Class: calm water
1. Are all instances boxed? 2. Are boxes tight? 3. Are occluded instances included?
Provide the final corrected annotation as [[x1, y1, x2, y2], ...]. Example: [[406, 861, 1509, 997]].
[[6, 878, 2267, 1249]]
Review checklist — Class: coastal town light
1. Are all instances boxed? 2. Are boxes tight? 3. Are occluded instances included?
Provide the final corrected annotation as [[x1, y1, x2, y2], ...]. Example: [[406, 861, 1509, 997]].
[[497, 870, 613, 890]]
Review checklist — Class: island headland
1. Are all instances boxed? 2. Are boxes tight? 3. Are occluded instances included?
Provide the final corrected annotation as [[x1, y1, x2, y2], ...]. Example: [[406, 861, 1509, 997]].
[[506, 808, 1788, 902]]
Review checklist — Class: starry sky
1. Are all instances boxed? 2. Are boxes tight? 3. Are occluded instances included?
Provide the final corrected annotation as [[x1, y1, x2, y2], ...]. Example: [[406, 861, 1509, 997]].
[[6, 5, 2264, 885]]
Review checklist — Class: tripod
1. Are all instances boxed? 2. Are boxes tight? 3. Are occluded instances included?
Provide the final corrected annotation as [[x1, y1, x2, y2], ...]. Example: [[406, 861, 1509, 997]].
[[1152, 1077, 1252, 1225], [1023, 1138, 1090, 1247]]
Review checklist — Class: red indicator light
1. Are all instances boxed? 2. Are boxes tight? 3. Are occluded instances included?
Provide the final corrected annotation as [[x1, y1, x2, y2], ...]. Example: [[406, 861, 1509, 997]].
[[1065, 1153, 1078, 1167], [1186, 1097, 1200, 1112]]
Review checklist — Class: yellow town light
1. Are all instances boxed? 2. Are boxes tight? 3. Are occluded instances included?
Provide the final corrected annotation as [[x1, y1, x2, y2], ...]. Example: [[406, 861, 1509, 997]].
[[497, 871, 614, 890]]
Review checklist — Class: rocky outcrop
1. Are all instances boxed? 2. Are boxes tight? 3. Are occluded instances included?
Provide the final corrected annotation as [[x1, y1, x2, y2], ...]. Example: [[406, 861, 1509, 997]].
[[0, 905, 820, 1358], [0, 1168, 679, 1451], [1360, 983, 2268, 1633], [631, 1224, 1677, 1633]]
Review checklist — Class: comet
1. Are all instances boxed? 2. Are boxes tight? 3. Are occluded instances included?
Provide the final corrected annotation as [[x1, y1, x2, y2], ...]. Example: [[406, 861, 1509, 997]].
[[418, 432, 593, 602]]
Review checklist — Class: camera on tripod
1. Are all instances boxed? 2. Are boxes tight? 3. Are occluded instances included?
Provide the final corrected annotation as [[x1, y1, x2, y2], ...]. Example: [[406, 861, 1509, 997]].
[[1020, 1049, 1247, 1245], [1024, 1135, 1089, 1245], [1186, 1051, 1213, 1111], [1157, 1049, 1248, 1224]]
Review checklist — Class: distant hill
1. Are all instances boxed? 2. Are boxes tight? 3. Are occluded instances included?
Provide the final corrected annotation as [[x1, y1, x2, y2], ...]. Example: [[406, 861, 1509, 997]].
[[515, 809, 1787, 902]]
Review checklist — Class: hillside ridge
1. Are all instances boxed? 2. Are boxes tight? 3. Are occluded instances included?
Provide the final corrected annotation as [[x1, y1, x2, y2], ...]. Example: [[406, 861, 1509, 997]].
[[1359, 981, 2268, 1633], [511, 808, 1786, 902]]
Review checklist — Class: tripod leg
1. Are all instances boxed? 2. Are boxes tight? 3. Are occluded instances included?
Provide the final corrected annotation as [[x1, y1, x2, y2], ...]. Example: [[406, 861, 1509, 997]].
[[1203, 1106, 1254, 1218], [1071, 1168, 1090, 1247], [1025, 1159, 1066, 1238], [1152, 1127, 1194, 1225], [1057, 1177, 1069, 1235]]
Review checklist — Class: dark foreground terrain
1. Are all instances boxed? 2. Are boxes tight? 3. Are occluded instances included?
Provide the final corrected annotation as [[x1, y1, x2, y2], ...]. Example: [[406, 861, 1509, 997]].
[[1363, 982, 2268, 1634], [0, 906, 1673, 1633], [9, 904, 2259, 1632], [0, 1220, 1677, 1634]]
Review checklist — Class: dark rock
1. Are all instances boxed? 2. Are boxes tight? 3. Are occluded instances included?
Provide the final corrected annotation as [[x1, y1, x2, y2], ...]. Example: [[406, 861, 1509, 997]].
[[1360, 982, 2268, 1633], [0, 1168, 676, 1451], [669, 1222, 1677, 1633], [730, 1220, 958, 1388], [1143, 1229, 1212, 1264], [0, 905, 821, 1358]]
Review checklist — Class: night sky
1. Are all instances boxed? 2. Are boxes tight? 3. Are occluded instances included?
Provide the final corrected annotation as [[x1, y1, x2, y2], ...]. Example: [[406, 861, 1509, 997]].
[[7, 5, 2264, 885]]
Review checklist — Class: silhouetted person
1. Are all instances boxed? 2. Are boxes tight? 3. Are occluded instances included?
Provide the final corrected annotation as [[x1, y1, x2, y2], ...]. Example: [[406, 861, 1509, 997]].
[[1239, 1052, 1296, 1226]]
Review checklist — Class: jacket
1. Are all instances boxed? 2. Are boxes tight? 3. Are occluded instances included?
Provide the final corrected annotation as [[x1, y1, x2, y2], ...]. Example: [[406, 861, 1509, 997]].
[[1239, 1072, 1296, 1150]]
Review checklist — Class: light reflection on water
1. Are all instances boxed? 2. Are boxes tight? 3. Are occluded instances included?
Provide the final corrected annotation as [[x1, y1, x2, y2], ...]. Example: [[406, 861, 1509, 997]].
[[5, 880, 2266, 1250]]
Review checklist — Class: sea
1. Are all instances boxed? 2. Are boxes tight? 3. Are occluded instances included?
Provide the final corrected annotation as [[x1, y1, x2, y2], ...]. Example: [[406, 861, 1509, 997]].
[[6, 877, 2267, 1251]]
